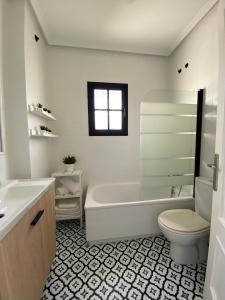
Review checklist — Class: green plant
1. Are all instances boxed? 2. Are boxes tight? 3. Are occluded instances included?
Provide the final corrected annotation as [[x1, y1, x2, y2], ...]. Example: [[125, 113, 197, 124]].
[[63, 155, 76, 165], [40, 125, 46, 131], [40, 126, 52, 132]]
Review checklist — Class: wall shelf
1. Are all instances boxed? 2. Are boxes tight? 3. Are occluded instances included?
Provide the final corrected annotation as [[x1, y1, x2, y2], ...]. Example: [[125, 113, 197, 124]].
[[55, 194, 81, 200], [28, 107, 56, 121], [52, 169, 83, 177], [30, 133, 58, 138]]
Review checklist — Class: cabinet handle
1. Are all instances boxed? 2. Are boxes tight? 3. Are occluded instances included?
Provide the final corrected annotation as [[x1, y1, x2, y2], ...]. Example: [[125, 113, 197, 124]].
[[207, 153, 219, 191], [30, 210, 44, 226]]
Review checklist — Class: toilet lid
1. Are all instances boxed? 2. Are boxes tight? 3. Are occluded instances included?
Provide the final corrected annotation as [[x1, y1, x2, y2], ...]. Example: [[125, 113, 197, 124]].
[[158, 209, 210, 233]]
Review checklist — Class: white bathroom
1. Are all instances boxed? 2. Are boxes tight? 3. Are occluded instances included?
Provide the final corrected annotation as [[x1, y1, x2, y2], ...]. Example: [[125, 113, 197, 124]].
[[0, 0, 225, 299]]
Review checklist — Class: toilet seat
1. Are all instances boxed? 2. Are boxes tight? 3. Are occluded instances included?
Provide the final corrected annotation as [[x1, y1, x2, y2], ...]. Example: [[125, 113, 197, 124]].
[[158, 209, 210, 234]]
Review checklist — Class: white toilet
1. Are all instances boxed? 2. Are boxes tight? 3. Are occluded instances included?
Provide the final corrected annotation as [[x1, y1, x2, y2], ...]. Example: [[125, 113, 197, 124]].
[[158, 177, 213, 265]]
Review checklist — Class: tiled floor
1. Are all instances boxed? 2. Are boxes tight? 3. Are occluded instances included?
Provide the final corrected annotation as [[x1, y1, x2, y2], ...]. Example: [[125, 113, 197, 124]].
[[42, 220, 206, 300]]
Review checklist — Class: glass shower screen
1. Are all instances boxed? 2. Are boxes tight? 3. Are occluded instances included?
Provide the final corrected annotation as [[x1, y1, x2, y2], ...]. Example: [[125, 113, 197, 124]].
[[140, 91, 198, 198]]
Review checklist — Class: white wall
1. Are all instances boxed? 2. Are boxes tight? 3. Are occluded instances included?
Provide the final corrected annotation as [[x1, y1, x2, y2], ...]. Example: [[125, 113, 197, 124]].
[[25, 3, 51, 178], [46, 7, 218, 187], [0, 0, 7, 180], [169, 7, 218, 178], [1, 0, 52, 180], [2, 0, 31, 179], [46, 48, 169, 186], [0, 0, 218, 184]]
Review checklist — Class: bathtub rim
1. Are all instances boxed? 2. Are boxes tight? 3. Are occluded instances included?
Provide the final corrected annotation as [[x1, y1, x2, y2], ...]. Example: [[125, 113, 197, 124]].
[[85, 181, 194, 211]]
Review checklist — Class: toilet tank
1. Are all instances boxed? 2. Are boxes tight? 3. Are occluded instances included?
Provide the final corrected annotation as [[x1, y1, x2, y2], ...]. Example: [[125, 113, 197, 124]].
[[195, 177, 213, 222]]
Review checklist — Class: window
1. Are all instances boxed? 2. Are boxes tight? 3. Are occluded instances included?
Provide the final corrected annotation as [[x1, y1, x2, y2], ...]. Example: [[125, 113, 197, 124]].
[[87, 82, 128, 136]]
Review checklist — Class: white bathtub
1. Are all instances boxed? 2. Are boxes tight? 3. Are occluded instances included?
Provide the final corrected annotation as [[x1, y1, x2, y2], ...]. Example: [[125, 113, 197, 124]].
[[85, 182, 194, 242]]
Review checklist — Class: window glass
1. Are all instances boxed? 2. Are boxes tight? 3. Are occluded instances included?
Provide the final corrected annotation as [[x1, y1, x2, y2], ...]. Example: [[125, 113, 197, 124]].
[[109, 90, 122, 110], [95, 111, 108, 130], [94, 89, 108, 109], [109, 111, 122, 130]]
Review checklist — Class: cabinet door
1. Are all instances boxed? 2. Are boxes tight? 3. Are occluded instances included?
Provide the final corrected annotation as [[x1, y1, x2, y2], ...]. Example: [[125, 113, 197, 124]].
[[0, 200, 46, 300], [0, 246, 9, 299], [46, 188, 56, 263], [40, 188, 56, 279]]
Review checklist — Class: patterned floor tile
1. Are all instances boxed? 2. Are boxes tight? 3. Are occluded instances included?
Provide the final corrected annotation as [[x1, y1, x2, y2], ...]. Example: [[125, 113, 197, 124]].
[[42, 220, 206, 299]]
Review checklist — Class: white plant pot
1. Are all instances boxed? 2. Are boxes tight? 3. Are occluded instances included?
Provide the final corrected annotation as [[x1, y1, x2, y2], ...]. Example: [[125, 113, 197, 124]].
[[64, 164, 75, 173]]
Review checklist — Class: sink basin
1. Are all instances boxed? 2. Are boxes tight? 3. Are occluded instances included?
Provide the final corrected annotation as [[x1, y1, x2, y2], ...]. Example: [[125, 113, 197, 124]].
[[15, 179, 53, 187], [0, 185, 46, 224], [0, 185, 46, 201], [0, 178, 55, 240]]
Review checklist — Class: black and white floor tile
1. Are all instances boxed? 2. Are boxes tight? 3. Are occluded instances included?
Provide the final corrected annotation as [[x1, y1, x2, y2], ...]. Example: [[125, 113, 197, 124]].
[[42, 220, 206, 300]]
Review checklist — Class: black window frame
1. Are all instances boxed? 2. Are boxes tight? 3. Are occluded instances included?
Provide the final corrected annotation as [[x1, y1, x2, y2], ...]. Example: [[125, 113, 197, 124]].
[[87, 81, 128, 136]]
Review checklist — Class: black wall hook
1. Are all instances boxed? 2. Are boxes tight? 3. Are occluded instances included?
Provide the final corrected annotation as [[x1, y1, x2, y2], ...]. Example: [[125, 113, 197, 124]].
[[185, 63, 189, 68], [178, 68, 182, 74], [34, 34, 40, 42]]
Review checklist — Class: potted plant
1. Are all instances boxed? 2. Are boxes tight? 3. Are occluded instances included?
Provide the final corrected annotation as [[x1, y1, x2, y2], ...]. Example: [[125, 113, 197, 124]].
[[40, 125, 46, 135], [40, 125, 52, 135], [37, 103, 43, 110], [63, 155, 77, 172]]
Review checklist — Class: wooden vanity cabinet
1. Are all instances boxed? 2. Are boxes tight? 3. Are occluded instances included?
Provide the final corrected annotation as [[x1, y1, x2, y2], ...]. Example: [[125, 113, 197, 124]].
[[0, 187, 56, 300], [41, 188, 56, 279]]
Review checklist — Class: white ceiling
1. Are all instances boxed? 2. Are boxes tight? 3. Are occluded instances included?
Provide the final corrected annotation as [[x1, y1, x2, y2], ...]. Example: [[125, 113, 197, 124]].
[[30, 0, 218, 56]]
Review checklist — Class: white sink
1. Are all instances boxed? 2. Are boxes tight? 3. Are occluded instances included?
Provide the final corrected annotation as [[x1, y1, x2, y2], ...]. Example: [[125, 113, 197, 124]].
[[0, 185, 45, 215], [0, 178, 55, 240]]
